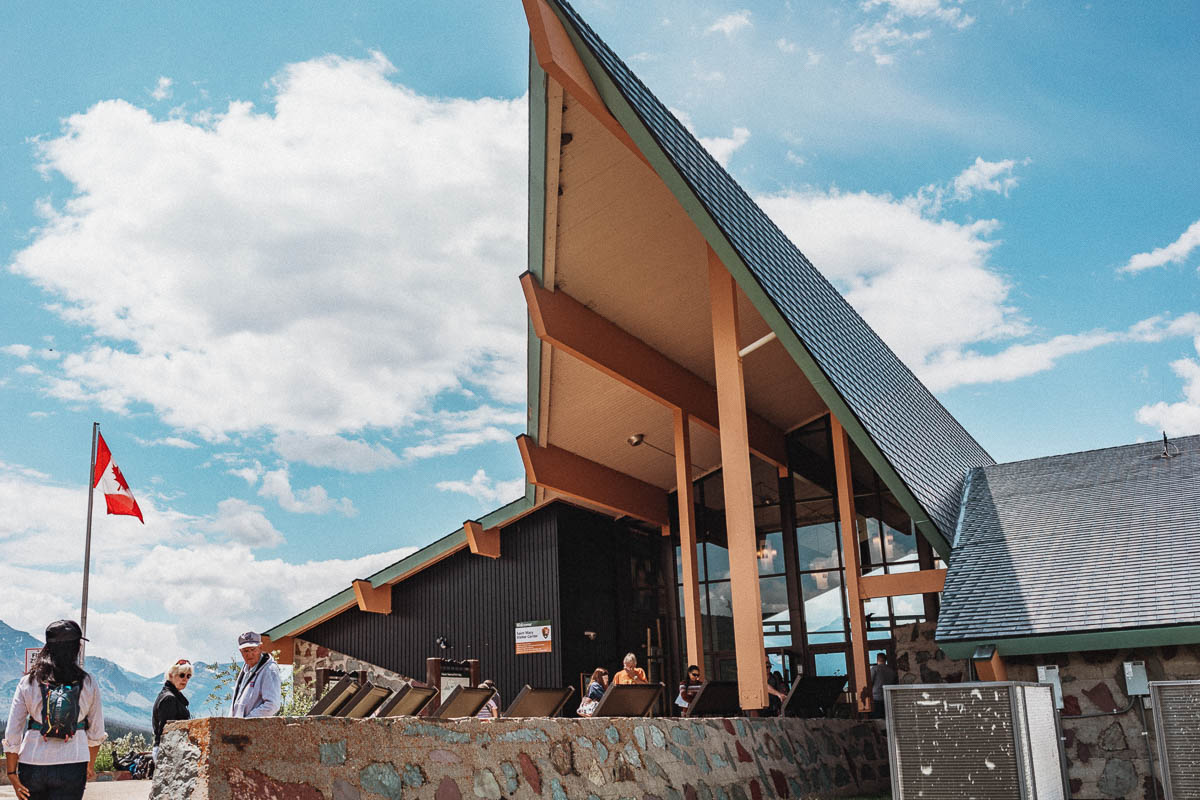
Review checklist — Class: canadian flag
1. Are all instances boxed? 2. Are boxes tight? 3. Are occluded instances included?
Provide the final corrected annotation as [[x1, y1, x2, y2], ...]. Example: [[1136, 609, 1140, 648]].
[[93, 433, 144, 523]]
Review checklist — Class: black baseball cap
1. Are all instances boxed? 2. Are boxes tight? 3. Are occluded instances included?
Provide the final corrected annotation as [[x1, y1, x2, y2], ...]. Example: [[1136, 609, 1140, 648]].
[[45, 620, 88, 643]]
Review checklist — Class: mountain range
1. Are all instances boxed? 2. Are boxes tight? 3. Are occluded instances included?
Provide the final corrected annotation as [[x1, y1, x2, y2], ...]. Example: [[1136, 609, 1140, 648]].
[[0, 619, 233, 735]]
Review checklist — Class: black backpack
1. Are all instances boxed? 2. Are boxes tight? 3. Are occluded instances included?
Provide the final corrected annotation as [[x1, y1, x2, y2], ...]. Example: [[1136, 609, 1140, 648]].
[[28, 682, 88, 740]]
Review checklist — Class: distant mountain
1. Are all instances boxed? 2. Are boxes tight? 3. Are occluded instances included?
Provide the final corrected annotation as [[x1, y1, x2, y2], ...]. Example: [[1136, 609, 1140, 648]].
[[0, 619, 232, 735]]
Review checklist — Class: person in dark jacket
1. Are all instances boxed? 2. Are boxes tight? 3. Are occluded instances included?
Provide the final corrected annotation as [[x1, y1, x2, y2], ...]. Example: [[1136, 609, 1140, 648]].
[[152, 659, 193, 758]]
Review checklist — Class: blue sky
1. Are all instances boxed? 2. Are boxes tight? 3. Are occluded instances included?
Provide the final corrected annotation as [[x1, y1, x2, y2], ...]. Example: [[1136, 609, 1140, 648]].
[[1, 0, 1197, 672]]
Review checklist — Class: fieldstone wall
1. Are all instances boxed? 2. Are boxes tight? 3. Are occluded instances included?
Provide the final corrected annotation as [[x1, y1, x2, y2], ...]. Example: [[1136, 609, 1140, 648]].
[[152, 714, 889, 800], [294, 638, 414, 695], [1006, 644, 1200, 800], [893, 621, 968, 685]]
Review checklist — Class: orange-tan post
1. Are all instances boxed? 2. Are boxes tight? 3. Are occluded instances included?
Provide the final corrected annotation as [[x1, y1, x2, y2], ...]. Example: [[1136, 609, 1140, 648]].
[[831, 414, 871, 713], [352, 579, 392, 615], [973, 648, 1008, 682], [464, 520, 501, 559], [674, 407, 706, 679], [708, 247, 767, 709]]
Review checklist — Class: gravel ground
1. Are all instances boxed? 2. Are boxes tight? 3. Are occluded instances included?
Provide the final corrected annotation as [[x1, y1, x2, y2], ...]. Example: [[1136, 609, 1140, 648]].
[[0, 781, 151, 799]]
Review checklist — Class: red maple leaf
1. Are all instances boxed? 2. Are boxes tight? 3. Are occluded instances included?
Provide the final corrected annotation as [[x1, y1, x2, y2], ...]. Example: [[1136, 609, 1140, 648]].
[[111, 463, 131, 493]]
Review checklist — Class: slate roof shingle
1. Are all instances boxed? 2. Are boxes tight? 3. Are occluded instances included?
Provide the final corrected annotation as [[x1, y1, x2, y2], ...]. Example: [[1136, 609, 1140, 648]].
[[937, 435, 1200, 643], [550, 0, 994, 541]]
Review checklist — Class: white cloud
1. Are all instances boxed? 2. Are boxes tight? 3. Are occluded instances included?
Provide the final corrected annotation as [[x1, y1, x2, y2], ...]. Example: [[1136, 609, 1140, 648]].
[[776, 38, 798, 54], [29, 411, 50, 419], [227, 462, 264, 486], [707, 10, 752, 36], [150, 76, 173, 102], [806, 49, 823, 67], [1136, 336, 1200, 436], [206, 498, 284, 547], [402, 426, 514, 461], [756, 164, 1200, 392], [1121, 219, 1200, 274], [700, 126, 751, 169], [10, 52, 528, 444], [402, 405, 524, 461], [435, 469, 525, 505], [852, 0, 974, 64], [272, 432, 399, 472], [258, 467, 355, 516], [0, 459, 414, 673], [135, 435, 200, 449], [15, 364, 41, 376], [912, 156, 1027, 214], [1, 344, 32, 358]]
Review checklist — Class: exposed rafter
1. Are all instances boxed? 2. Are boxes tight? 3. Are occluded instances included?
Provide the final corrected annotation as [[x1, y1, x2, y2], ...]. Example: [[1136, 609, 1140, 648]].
[[352, 579, 392, 615], [521, 0, 648, 165], [520, 272, 787, 467], [517, 434, 669, 526], [464, 520, 501, 559]]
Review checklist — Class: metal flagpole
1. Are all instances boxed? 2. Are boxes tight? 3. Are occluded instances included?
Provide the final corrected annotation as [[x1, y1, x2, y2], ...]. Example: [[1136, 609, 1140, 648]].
[[80, 421, 98, 658]]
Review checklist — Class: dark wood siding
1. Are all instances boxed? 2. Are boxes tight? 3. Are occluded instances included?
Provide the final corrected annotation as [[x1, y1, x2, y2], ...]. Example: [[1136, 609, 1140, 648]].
[[557, 505, 674, 709], [304, 507, 562, 707]]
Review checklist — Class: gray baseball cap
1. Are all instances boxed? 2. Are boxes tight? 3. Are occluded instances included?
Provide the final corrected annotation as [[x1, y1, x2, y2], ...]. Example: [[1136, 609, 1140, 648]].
[[237, 631, 263, 649]]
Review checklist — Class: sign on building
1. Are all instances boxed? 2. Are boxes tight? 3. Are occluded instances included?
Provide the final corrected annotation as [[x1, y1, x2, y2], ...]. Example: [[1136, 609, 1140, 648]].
[[515, 620, 552, 654], [25, 648, 40, 674]]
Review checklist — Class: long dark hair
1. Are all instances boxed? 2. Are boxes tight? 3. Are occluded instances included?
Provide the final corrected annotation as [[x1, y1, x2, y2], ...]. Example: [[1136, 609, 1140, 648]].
[[589, 667, 608, 685], [32, 641, 87, 686]]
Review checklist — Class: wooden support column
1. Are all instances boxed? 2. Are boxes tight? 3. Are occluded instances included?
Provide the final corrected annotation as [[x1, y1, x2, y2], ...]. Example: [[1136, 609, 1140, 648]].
[[776, 465, 807, 668], [352, 579, 392, 615], [830, 414, 871, 714], [973, 647, 1008, 682], [674, 407, 706, 679], [708, 247, 768, 710]]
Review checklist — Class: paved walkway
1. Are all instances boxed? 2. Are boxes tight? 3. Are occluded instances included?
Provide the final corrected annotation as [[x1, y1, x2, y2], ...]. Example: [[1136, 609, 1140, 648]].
[[0, 781, 151, 799]]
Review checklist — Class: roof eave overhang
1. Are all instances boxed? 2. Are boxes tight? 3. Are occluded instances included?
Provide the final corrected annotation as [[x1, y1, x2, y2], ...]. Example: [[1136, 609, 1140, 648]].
[[939, 624, 1200, 660], [527, 0, 951, 556]]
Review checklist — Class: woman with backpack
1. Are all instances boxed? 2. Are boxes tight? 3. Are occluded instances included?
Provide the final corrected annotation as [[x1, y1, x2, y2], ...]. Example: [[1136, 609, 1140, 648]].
[[3, 620, 106, 800]]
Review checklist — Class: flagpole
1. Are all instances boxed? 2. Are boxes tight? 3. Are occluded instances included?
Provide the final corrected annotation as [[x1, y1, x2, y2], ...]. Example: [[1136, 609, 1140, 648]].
[[80, 421, 98, 656]]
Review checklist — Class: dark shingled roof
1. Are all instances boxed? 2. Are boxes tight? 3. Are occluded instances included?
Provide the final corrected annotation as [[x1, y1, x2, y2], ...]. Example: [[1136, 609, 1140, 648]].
[[937, 435, 1200, 643], [549, 0, 993, 541]]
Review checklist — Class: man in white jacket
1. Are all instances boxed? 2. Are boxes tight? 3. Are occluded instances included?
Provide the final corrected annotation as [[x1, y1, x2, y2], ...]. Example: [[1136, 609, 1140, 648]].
[[230, 632, 281, 718]]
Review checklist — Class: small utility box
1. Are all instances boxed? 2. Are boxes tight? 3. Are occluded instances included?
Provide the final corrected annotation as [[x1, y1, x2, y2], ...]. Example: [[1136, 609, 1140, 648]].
[[1123, 661, 1150, 696]]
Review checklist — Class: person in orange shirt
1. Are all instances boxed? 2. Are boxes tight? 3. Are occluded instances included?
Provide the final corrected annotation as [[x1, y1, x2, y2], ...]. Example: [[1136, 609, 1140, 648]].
[[612, 653, 647, 685]]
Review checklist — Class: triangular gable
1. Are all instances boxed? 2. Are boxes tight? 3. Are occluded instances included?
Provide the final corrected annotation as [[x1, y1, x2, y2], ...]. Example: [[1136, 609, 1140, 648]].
[[530, 0, 993, 554]]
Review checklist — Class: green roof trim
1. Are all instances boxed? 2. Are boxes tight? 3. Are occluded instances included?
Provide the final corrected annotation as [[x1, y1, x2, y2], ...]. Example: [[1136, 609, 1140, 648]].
[[264, 586, 357, 641], [526, 46, 548, 449], [940, 624, 1200, 660], [540, 1, 952, 557]]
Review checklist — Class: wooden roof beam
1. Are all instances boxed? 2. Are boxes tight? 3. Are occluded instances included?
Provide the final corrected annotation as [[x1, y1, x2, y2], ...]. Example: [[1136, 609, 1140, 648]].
[[858, 569, 947, 600], [520, 272, 787, 467], [464, 520, 501, 559], [517, 434, 670, 527], [521, 0, 648, 166], [352, 579, 392, 615]]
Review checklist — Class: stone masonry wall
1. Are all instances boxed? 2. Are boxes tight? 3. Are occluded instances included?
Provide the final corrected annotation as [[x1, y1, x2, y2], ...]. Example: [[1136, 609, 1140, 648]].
[[294, 638, 414, 696], [152, 715, 889, 800], [1007, 644, 1200, 800], [894, 623, 1200, 799], [893, 621, 968, 685]]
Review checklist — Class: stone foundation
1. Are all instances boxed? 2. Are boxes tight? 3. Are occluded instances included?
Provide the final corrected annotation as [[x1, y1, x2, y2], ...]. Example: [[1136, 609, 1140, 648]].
[[152, 715, 889, 799], [893, 621, 968, 685], [294, 638, 414, 695], [1006, 644, 1200, 800]]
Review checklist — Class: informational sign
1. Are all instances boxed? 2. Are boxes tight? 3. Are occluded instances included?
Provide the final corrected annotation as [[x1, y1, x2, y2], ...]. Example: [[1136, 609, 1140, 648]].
[[25, 648, 40, 674], [515, 619, 552, 654]]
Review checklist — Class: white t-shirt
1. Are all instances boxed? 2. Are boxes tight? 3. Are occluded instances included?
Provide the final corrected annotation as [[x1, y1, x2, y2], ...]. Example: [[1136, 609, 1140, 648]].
[[3, 674, 107, 765]]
